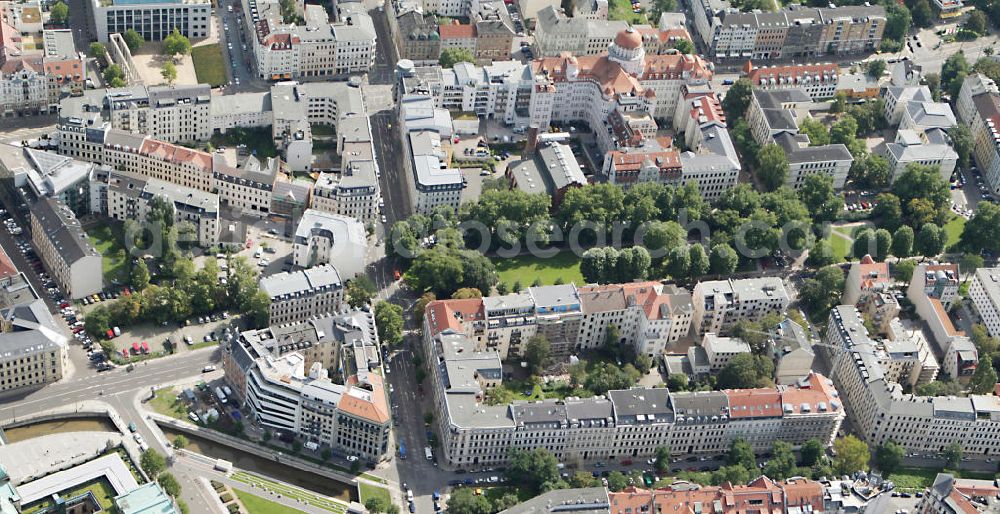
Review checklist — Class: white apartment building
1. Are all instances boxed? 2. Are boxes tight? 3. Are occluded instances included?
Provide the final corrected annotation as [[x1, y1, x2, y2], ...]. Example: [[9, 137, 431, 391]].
[[956, 74, 998, 127], [424, 331, 843, 469], [692, 278, 790, 336], [91, 0, 211, 42], [210, 91, 272, 134], [311, 162, 379, 222], [426, 282, 693, 361], [224, 313, 390, 461], [258, 264, 343, 326], [826, 306, 1000, 457], [29, 197, 102, 300], [291, 209, 367, 279], [699, 333, 750, 372], [211, 153, 279, 216], [0, 270, 68, 393], [965, 85, 1000, 199], [240, 0, 376, 80], [104, 169, 220, 247], [885, 129, 957, 184], [1, 29, 84, 118], [407, 130, 463, 214], [745, 63, 840, 101], [968, 267, 1000, 341], [59, 85, 211, 144], [883, 85, 933, 126]]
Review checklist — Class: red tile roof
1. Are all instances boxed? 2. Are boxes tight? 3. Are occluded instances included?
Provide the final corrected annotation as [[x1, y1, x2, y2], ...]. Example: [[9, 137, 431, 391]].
[[725, 388, 783, 419], [609, 477, 824, 514], [425, 298, 485, 336], [746, 62, 839, 86], [339, 373, 390, 423], [140, 139, 213, 171], [439, 22, 476, 39]]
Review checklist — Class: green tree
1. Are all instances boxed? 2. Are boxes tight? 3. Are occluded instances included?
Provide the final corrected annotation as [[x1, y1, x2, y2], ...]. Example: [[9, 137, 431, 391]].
[[158, 473, 181, 497], [756, 143, 789, 192], [875, 440, 905, 474], [800, 265, 845, 314], [925, 72, 942, 100], [970, 324, 999, 355], [873, 193, 903, 231], [346, 276, 377, 309], [130, 258, 151, 291], [727, 438, 756, 470], [960, 253, 985, 281], [49, 1, 69, 24], [163, 28, 191, 58], [525, 335, 552, 374], [172, 435, 188, 449], [885, 3, 912, 42], [123, 29, 145, 52], [864, 59, 887, 79], [799, 118, 831, 146], [712, 465, 750, 486], [103, 64, 126, 87], [161, 61, 177, 84], [365, 497, 392, 514], [279, 0, 297, 23], [911, 0, 934, 27], [916, 223, 947, 256], [606, 471, 629, 491], [892, 226, 914, 258], [969, 356, 999, 394], [452, 287, 482, 299], [570, 471, 598, 488], [916, 379, 964, 396], [800, 439, 825, 467], [950, 125, 974, 169], [688, 244, 710, 279], [832, 435, 869, 475], [666, 245, 691, 280], [506, 448, 560, 493], [439, 48, 476, 68], [85, 306, 112, 337], [807, 239, 838, 268], [654, 446, 671, 473], [141, 449, 166, 477], [717, 353, 773, 389], [798, 174, 841, 222], [943, 442, 963, 468], [89, 42, 107, 59], [763, 441, 797, 480], [967, 9, 988, 34], [667, 373, 689, 391], [960, 201, 1000, 254], [853, 154, 892, 191], [941, 51, 970, 95], [446, 488, 492, 514], [374, 301, 404, 347], [722, 78, 754, 119], [672, 38, 694, 54], [709, 243, 738, 275]]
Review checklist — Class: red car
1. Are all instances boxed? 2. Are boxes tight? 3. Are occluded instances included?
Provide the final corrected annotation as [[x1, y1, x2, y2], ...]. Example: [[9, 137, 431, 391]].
[[106, 329, 115, 339], [72, 326, 84, 334]]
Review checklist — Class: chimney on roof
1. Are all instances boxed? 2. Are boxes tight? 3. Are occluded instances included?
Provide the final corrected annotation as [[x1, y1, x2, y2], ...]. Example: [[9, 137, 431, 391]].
[[524, 124, 540, 157]]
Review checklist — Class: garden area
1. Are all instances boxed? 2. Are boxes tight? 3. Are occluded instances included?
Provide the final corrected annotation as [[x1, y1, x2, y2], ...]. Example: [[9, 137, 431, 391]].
[[888, 467, 998, 491], [495, 252, 583, 289], [607, 0, 647, 23], [192, 44, 226, 87], [358, 483, 391, 506], [233, 489, 304, 514], [86, 222, 128, 284], [209, 127, 278, 158], [22, 478, 117, 513]]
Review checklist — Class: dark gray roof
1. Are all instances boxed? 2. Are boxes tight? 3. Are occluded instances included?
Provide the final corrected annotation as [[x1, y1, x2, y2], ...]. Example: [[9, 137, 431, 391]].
[[670, 390, 730, 418], [609, 388, 673, 423], [31, 197, 98, 266], [763, 109, 798, 132], [511, 403, 567, 425], [499, 487, 609, 514], [774, 132, 853, 164]]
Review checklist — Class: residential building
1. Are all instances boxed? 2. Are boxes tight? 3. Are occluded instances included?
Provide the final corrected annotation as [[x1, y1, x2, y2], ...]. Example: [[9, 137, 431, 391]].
[[825, 305, 1000, 456], [439, 20, 476, 54], [607, 478, 825, 514], [311, 162, 379, 221], [224, 313, 390, 461], [768, 318, 814, 385], [899, 101, 957, 134], [91, 0, 211, 42], [534, 6, 690, 58], [501, 488, 609, 514], [472, 0, 515, 62], [437, 61, 531, 124], [691, 277, 790, 336], [969, 267, 1000, 338], [259, 264, 343, 326], [425, 281, 693, 360], [836, 72, 881, 100], [211, 152, 279, 217], [407, 128, 463, 214], [957, 73, 998, 127], [504, 141, 586, 206], [915, 473, 1000, 513], [58, 85, 212, 144], [269, 81, 367, 172], [104, 169, 220, 246], [425, 329, 843, 468], [210, 91, 273, 133], [843, 255, 900, 334], [744, 61, 840, 100], [29, 197, 102, 299], [965, 84, 1000, 198], [291, 209, 366, 279], [0, 29, 83, 117], [906, 263, 975, 380], [690, 333, 750, 373], [239, 0, 376, 80], [0, 270, 68, 393], [883, 85, 933, 126], [931, 0, 964, 18], [709, 5, 885, 60], [747, 88, 853, 190], [393, 4, 440, 65]]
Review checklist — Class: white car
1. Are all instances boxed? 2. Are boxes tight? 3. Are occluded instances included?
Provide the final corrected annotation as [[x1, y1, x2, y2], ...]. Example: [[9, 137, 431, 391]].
[[347, 455, 359, 462], [203, 365, 216, 372], [134, 433, 145, 445]]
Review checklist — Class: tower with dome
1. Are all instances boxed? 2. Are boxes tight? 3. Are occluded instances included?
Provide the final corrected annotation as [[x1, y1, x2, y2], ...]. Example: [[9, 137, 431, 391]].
[[607, 27, 646, 76]]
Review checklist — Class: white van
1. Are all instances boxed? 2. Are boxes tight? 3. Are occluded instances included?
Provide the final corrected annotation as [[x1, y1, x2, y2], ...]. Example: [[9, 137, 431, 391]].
[[424, 446, 433, 460]]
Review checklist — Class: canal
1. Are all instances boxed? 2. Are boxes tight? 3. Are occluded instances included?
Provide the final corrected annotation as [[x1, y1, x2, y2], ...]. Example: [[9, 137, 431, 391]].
[[3, 417, 117, 443], [159, 427, 358, 502]]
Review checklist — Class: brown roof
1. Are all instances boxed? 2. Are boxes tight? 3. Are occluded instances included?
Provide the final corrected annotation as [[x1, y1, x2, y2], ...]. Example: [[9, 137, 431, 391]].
[[439, 22, 476, 39], [338, 373, 390, 424], [614, 27, 643, 50], [140, 139, 213, 171], [424, 298, 484, 336]]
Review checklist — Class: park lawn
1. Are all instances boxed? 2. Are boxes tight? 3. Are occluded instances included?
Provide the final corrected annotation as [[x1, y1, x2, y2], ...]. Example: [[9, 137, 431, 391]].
[[192, 44, 226, 87], [233, 489, 308, 514], [86, 222, 128, 284], [829, 233, 851, 261], [607, 0, 647, 23], [358, 483, 391, 506], [495, 252, 583, 288], [149, 387, 189, 421], [945, 215, 966, 249], [888, 467, 944, 490]]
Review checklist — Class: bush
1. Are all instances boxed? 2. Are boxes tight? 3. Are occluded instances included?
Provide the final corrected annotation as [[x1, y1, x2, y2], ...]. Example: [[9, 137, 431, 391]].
[[211, 480, 225, 491], [226, 504, 240, 514], [220, 493, 233, 503]]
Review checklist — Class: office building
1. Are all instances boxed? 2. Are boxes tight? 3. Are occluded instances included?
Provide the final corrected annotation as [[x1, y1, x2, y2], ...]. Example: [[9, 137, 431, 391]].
[[885, 129, 957, 184], [224, 313, 390, 461], [114, 482, 178, 514], [29, 197, 102, 299], [747, 89, 853, 190], [91, 0, 210, 42], [692, 277, 789, 336], [0, 268, 68, 393], [291, 209, 367, 279], [259, 264, 343, 326]]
